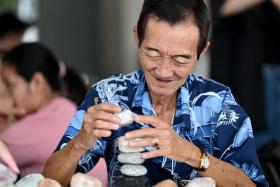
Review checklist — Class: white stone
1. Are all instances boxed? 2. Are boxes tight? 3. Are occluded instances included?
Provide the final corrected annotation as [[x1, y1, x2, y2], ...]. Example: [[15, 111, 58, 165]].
[[154, 179, 177, 187], [15, 173, 44, 187], [0, 163, 17, 186], [118, 136, 145, 153], [0, 184, 15, 187], [117, 153, 144, 164], [185, 177, 216, 187], [120, 164, 147, 177], [115, 110, 135, 126], [70, 173, 102, 187], [39, 178, 62, 187]]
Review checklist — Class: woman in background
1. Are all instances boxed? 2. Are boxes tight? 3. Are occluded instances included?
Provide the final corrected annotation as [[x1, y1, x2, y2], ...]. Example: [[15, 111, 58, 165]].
[[0, 42, 81, 176]]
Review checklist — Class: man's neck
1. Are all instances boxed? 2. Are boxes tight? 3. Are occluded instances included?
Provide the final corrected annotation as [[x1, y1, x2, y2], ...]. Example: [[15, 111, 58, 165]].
[[150, 94, 177, 125]]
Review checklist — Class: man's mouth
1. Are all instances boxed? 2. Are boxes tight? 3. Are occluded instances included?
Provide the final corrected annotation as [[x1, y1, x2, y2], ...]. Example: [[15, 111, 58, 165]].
[[155, 77, 173, 84]]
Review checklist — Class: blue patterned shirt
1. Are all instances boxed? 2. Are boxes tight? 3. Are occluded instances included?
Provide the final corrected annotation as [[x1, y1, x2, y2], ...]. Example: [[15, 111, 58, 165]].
[[55, 70, 268, 186]]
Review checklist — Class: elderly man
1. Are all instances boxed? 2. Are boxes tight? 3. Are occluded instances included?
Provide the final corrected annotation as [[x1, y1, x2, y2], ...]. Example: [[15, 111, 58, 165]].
[[43, 0, 268, 186]]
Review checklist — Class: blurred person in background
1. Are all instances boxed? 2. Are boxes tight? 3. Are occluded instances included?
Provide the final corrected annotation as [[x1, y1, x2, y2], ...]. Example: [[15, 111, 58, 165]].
[[0, 12, 29, 57], [0, 12, 31, 126], [0, 42, 107, 185], [60, 64, 88, 106], [261, 1, 280, 142], [209, 0, 280, 134], [0, 11, 88, 125], [0, 42, 79, 176]]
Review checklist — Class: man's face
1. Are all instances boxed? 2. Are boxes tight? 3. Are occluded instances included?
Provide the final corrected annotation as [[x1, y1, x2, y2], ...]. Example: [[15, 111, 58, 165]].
[[137, 17, 200, 98]]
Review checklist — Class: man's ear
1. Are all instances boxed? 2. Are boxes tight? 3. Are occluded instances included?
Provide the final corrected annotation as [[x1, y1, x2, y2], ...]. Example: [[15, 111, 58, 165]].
[[133, 26, 139, 47], [29, 72, 45, 93], [198, 41, 210, 60]]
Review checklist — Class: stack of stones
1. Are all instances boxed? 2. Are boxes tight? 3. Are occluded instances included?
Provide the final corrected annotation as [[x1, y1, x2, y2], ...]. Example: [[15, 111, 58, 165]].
[[117, 136, 147, 177], [115, 110, 148, 177], [114, 110, 151, 187]]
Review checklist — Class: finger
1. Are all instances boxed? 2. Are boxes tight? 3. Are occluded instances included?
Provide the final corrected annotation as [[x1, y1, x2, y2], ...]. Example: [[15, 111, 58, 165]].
[[84, 110, 120, 124], [125, 128, 159, 140], [92, 129, 112, 138], [141, 149, 163, 159], [88, 103, 122, 113], [134, 115, 169, 129], [93, 120, 120, 130], [128, 137, 155, 147]]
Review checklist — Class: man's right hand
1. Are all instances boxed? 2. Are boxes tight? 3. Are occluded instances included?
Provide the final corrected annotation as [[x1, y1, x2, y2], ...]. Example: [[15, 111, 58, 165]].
[[76, 103, 122, 149]]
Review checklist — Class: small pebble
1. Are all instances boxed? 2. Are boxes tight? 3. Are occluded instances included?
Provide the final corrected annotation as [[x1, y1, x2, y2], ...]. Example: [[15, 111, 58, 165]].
[[185, 177, 216, 187], [39, 178, 62, 187], [70, 173, 102, 187], [154, 179, 177, 187], [118, 136, 145, 153], [15, 173, 44, 187], [120, 164, 147, 177], [115, 110, 135, 126], [117, 153, 144, 164]]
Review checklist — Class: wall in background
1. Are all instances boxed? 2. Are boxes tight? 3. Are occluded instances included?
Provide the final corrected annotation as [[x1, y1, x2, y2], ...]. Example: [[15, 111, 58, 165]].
[[39, 0, 209, 84]]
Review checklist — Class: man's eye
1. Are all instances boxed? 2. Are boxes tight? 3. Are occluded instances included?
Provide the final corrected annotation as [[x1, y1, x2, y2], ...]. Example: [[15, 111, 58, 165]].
[[173, 56, 188, 64], [146, 50, 160, 57]]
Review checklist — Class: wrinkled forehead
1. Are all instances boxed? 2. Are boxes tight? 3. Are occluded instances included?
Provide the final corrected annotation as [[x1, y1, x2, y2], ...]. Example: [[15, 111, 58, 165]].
[[144, 15, 200, 47]]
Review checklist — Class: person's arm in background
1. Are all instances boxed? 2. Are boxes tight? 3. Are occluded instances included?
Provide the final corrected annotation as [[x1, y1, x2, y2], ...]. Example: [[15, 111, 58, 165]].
[[219, 0, 267, 17], [0, 140, 19, 173], [271, 0, 280, 11]]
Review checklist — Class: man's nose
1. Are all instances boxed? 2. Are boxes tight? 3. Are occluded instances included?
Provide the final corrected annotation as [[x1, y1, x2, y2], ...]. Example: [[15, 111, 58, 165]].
[[154, 57, 174, 77]]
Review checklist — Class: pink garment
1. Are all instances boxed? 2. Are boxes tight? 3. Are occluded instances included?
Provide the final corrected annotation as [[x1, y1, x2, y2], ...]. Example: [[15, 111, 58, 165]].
[[0, 97, 76, 176]]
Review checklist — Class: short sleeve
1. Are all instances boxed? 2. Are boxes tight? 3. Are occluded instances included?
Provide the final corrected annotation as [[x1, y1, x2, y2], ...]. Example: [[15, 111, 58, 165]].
[[213, 91, 268, 186]]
